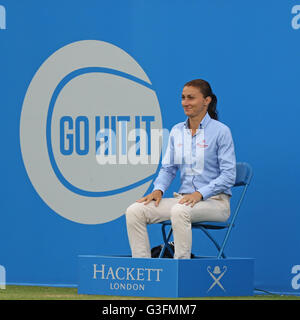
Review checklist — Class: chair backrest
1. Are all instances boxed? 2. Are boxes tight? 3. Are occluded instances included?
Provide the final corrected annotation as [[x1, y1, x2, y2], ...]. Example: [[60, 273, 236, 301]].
[[215, 161, 252, 258], [234, 162, 253, 187]]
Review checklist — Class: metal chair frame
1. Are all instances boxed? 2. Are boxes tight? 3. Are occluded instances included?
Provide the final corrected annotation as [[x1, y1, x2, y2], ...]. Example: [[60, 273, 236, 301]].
[[159, 162, 253, 259]]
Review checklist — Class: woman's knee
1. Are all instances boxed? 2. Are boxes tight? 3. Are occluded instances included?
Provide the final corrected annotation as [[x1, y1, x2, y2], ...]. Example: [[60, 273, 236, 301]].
[[170, 204, 191, 224], [125, 202, 146, 225]]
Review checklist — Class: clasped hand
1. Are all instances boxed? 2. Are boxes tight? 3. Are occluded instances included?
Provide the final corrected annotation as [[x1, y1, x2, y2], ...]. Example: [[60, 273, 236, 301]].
[[137, 190, 203, 208]]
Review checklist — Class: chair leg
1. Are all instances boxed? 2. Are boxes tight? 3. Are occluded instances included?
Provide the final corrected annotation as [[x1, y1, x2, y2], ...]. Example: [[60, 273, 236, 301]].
[[217, 185, 249, 259], [160, 224, 227, 259], [159, 224, 173, 258], [198, 226, 226, 259]]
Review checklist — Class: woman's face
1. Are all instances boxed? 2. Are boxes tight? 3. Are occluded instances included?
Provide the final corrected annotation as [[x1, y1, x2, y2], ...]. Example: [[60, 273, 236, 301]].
[[181, 86, 211, 118]]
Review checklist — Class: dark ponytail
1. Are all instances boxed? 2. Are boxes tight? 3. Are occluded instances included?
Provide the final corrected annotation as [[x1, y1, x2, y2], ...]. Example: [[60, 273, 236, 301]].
[[183, 79, 219, 120], [208, 93, 218, 120]]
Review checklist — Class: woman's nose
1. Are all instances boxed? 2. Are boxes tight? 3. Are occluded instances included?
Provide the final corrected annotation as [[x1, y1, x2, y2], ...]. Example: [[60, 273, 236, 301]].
[[182, 99, 189, 106]]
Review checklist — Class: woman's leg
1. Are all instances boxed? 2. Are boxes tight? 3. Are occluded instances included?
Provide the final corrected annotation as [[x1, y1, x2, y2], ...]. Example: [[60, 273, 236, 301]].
[[125, 197, 178, 258], [170, 193, 230, 259]]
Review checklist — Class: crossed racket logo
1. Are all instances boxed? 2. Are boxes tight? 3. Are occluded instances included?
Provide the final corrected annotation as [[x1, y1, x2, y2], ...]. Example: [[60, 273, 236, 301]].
[[207, 265, 227, 292]]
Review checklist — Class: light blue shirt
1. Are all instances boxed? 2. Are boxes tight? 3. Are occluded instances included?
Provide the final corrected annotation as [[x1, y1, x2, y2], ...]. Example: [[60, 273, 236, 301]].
[[153, 112, 236, 200]]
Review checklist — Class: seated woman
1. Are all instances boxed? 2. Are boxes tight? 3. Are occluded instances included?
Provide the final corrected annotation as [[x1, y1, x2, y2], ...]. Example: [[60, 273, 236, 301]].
[[126, 79, 236, 259]]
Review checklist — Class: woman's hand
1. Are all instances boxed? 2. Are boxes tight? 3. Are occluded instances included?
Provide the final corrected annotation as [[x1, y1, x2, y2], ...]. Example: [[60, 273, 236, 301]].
[[136, 190, 163, 207], [179, 191, 203, 207]]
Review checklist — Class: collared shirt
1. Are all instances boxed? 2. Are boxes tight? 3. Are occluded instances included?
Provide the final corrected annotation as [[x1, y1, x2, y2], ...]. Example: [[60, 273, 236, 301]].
[[153, 112, 236, 200]]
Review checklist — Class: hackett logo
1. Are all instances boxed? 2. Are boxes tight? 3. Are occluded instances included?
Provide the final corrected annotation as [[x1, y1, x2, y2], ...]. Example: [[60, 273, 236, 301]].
[[93, 264, 163, 292], [93, 264, 163, 281]]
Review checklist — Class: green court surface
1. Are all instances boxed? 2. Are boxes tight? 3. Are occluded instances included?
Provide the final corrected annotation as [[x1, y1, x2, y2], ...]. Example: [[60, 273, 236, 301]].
[[0, 285, 299, 300]]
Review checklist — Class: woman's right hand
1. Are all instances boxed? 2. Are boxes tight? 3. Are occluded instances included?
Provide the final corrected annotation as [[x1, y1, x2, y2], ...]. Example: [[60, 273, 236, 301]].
[[136, 190, 163, 207]]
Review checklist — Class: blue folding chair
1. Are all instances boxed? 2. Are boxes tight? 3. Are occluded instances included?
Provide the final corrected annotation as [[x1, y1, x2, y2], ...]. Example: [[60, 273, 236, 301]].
[[158, 162, 253, 259]]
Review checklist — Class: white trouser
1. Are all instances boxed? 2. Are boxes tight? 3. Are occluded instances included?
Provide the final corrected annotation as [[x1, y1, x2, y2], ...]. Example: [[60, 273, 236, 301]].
[[125, 192, 230, 259]]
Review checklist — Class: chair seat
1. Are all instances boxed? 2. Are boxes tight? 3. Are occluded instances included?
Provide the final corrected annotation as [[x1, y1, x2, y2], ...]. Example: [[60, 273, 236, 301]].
[[161, 220, 230, 229], [192, 221, 231, 230]]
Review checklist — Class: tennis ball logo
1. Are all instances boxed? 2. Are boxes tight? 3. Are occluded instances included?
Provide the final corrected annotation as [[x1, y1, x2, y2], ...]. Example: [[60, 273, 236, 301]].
[[20, 40, 162, 224]]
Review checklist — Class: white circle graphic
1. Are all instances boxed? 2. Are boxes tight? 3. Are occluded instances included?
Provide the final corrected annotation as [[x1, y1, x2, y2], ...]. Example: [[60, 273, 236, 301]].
[[20, 40, 162, 224]]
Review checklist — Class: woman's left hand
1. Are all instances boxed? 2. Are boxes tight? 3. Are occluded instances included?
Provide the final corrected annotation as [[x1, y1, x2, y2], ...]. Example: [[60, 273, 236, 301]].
[[179, 191, 203, 207]]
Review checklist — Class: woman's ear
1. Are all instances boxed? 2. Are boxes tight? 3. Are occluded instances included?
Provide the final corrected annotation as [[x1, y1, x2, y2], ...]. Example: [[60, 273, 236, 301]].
[[204, 96, 212, 106]]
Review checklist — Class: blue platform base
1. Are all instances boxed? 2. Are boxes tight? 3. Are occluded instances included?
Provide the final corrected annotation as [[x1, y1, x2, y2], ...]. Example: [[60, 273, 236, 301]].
[[78, 255, 254, 298]]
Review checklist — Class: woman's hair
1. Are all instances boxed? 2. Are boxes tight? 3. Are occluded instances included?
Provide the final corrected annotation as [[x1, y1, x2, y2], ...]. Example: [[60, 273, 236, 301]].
[[184, 79, 218, 120]]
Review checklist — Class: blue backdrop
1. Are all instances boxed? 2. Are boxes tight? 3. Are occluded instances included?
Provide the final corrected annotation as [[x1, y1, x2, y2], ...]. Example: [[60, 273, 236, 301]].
[[0, 0, 299, 295]]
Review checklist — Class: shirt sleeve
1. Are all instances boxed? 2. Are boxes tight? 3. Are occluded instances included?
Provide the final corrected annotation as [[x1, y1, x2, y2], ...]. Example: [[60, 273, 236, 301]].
[[196, 126, 236, 200], [152, 128, 179, 194]]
